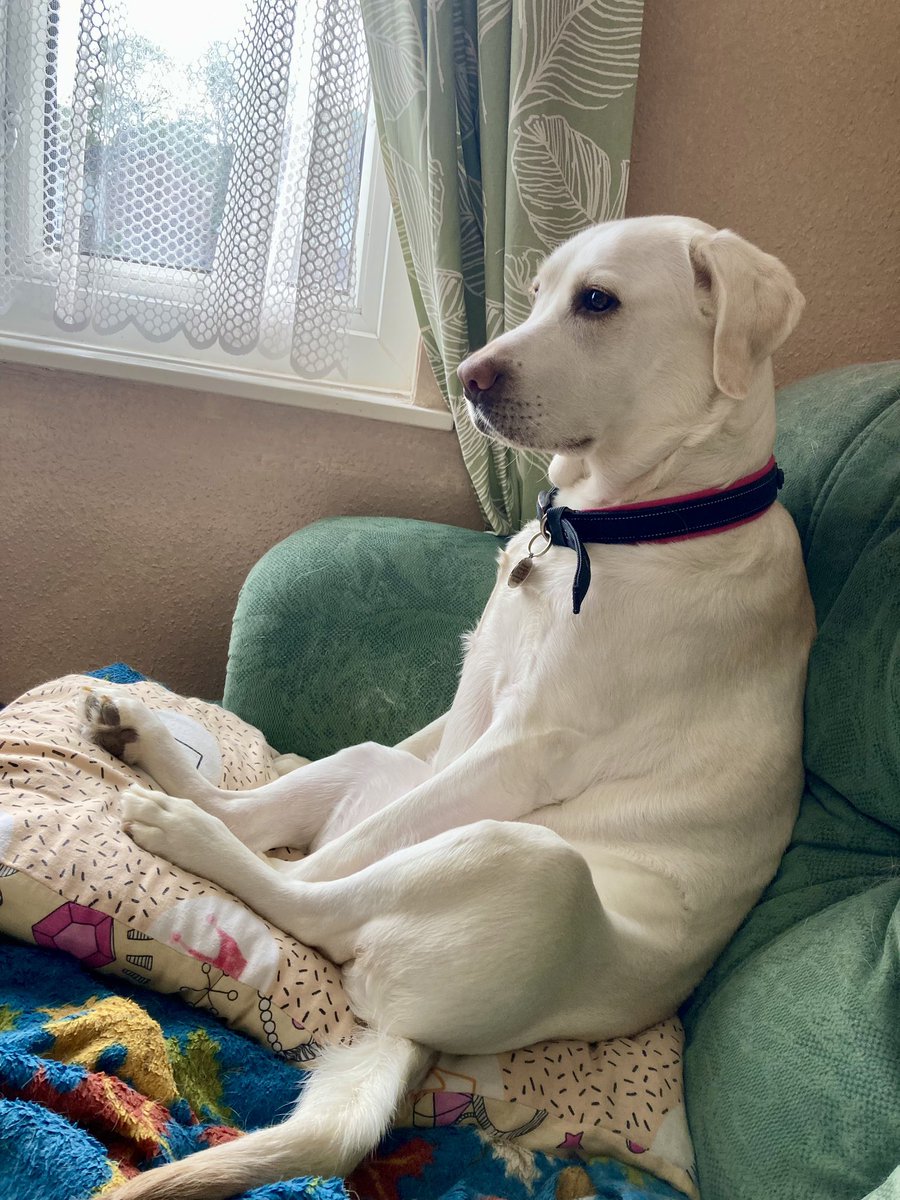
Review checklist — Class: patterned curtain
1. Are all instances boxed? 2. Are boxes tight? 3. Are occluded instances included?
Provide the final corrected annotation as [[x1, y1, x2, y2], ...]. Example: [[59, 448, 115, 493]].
[[359, 0, 644, 533]]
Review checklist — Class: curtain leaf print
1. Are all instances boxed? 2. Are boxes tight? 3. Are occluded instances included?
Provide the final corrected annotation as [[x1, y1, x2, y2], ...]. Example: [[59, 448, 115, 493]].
[[361, 0, 644, 532]]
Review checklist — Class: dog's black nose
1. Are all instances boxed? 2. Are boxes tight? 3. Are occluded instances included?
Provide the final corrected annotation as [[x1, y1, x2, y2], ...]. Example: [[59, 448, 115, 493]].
[[458, 353, 500, 402]]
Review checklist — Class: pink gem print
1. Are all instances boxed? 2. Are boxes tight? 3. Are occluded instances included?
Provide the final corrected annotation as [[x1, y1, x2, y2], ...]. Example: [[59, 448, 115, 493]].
[[171, 914, 249, 979], [432, 1093, 471, 1126], [32, 902, 115, 969], [557, 1131, 584, 1150]]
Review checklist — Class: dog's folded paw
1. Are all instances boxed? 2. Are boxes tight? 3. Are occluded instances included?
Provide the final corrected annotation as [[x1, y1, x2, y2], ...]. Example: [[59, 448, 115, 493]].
[[81, 687, 157, 764]]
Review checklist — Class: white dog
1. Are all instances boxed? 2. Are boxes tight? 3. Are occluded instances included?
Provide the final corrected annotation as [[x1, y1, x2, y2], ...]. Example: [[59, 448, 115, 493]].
[[86, 216, 815, 1200]]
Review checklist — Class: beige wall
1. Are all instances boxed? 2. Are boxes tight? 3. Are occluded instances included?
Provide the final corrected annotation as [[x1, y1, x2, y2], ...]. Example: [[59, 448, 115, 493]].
[[627, 0, 900, 382], [3, 0, 897, 704], [0, 365, 481, 703]]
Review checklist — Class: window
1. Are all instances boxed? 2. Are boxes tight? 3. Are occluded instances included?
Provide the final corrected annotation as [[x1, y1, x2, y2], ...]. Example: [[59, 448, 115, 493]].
[[0, 0, 424, 418]]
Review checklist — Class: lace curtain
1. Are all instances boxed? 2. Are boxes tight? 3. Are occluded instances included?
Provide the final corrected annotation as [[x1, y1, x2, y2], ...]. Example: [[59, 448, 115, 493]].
[[0, 0, 369, 377]]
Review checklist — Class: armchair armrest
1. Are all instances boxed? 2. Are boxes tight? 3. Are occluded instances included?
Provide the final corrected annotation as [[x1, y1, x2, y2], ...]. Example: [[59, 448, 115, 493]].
[[223, 516, 501, 759]]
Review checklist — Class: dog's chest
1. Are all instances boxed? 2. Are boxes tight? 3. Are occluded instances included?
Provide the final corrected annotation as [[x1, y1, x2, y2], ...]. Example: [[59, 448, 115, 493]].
[[455, 526, 628, 713], [445, 521, 718, 752]]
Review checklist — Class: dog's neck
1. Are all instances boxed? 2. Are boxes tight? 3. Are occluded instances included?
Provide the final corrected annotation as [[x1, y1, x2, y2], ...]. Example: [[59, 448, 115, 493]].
[[549, 369, 776, 510]]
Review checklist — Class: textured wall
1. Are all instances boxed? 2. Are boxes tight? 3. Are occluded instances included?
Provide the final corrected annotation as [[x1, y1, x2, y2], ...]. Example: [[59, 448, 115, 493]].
[[627, 0, 900, 382], [0, 364, 481, 703]]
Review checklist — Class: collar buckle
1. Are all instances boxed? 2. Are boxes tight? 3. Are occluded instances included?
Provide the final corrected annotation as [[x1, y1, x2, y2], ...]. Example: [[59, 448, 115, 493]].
[[530, 461, 784, 614]]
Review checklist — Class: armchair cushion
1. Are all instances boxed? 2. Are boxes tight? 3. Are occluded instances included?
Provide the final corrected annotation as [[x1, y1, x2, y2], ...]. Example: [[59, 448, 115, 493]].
[[224, 518, 501, 759], [683, 362, 900, 1200]]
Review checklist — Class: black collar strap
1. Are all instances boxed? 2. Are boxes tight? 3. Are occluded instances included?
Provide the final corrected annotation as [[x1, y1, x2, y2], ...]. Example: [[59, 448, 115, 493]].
[[537, 459, 785, 614]]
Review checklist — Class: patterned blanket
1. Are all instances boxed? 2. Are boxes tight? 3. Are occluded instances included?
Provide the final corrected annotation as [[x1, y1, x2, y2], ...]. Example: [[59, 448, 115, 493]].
[[0, 937, 686, 1200]]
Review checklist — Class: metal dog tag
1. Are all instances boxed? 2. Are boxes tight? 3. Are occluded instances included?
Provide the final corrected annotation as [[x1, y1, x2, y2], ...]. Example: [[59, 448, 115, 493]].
[[507, 521, 552, 589], [507, 556, 534, 587]]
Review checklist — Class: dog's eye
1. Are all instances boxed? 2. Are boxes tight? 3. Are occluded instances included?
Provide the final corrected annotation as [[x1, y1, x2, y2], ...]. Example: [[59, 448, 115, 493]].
[[580, 288, 619, 314]]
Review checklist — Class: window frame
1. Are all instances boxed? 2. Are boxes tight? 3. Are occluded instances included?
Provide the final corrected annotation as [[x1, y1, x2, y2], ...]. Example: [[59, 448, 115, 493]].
[[0, 0, 432, 425]]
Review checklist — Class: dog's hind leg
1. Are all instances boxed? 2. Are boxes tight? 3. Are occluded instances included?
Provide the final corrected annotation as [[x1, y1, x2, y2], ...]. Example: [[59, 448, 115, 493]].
[[109, 818, 613, 1200], [84, 686, 431, 850], [118, 791, 611, 1045]]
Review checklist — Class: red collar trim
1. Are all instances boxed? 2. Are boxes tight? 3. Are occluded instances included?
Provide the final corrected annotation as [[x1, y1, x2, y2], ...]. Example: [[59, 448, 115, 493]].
[[537, 459, 785, 612], [583, 457, 778, 543], [585, 457, 777, 512]]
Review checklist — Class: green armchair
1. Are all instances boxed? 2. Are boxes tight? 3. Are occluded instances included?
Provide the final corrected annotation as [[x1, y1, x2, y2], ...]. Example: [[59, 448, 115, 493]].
[[223, 362, 900, 1200]]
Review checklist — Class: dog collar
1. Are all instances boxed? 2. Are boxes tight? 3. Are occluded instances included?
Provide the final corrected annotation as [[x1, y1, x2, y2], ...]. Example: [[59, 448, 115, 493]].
[[508, 458, 784, 614]]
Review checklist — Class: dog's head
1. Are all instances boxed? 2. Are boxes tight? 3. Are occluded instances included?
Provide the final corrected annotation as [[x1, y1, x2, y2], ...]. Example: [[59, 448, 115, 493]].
[[457, 217, 804, 490]]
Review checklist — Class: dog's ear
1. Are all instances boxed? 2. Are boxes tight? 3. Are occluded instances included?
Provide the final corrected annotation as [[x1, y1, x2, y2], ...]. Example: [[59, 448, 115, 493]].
[[688, 230, 805, 400]]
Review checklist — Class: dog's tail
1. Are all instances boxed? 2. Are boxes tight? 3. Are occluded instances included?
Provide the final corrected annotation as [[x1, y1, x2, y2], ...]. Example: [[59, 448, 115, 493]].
[[109, 1030, 435, 1200]]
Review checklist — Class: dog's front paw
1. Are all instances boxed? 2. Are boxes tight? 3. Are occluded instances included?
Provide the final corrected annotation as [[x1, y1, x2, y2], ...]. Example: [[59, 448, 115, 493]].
[[81, 687, 162, 765], [120, 785, 234, 881]]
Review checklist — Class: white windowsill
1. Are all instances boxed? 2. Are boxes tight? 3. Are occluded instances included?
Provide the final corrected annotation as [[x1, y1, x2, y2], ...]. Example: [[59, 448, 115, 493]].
[[0, 333, 454, 431]]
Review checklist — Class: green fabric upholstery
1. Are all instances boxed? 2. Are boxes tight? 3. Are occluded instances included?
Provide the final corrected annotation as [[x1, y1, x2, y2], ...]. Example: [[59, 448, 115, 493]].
[[224, 517, 501, 759], [683, 362, 900, 1200], [223, 362, 900, 1200]]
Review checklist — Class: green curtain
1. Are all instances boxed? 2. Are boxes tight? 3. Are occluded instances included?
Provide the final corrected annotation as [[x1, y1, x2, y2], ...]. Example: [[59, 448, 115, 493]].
[[359, 0, 645, 533]]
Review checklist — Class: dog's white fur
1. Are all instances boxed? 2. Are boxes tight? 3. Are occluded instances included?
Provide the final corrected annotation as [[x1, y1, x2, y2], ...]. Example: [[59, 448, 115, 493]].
[[88, 216, 815, 1200]]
